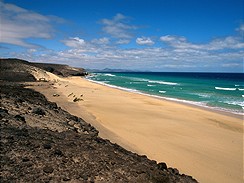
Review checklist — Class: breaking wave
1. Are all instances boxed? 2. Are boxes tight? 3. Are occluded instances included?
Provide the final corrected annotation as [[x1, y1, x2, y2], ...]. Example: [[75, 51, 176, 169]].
[[215, 87, 236, 91]]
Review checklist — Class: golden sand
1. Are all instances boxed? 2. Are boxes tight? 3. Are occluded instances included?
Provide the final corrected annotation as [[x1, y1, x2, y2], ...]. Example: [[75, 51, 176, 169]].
[[32, 74, 243, 183]]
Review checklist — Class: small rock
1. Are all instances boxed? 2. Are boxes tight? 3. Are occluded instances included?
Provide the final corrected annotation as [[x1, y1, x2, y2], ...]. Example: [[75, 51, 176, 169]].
[[43, 166, 54, 174], [90, 176, 95, 183], [54, 149, 63, 156], [22, 157, 30, 162], [157, 162, 167, 171], [81, 175, 88, 181], [0, 108, 8, 117], [32, 107, 46, 115], [68, 121, 75, 126], [77, 129, 84, 133], [168, 168, 179, 175], [2, 118, 8, 122], [63, 177, 71, 181], [73, 123, 80, 129], [0, 108, 8, 114], [53, 93, 60, 97], [14, 115, 25, 122], [62, 158, 69, 163], [43, 143, 52, 149], [173, 168, 179, 175]]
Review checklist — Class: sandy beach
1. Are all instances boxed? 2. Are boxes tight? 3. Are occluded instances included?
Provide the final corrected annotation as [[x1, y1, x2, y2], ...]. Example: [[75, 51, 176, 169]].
[[32, 75, 243, 183]]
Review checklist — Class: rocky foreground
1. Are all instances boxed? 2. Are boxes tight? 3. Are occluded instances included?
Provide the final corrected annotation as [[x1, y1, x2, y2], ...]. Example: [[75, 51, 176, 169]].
[[0, 59, 198, 182]]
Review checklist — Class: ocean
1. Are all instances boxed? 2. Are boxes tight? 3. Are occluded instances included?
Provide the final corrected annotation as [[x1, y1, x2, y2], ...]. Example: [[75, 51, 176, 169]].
[[87, 72, 244, 115]]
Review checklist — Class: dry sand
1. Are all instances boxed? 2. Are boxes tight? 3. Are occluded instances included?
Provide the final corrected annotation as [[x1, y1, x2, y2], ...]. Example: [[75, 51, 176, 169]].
[[32, 74, 243, 183]]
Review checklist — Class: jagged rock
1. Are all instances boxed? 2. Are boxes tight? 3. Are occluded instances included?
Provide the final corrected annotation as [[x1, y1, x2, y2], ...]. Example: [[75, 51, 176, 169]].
[[43, 143, 52, 149], [14, 115, 25, 122], [63, 177, 71, 181], [22, 157, 30, 162], [43, 166, 54, 174], [158, 162, 168, 171], [53, 149, 63, 156], [0, 108, 8, 117], [32, 107, 46, 115], [168, 168, 180, 175]]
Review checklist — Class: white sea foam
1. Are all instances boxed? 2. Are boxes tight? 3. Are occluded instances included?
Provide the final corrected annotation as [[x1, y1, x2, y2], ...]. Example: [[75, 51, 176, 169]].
[[86, 78, 243, 116], [147, 84, 155, 87], [104, 73, 116, 77], [159, 91, 166, 93], [128, 81, 141, 84], [238, 88, 244, 91], [195, 93, 211, 98], [222, 101, 244, 110], [87, 79, 139, 93], [148, 80, 179, 85], [242, 95, 244, 98], [215, 87, 236, 91]]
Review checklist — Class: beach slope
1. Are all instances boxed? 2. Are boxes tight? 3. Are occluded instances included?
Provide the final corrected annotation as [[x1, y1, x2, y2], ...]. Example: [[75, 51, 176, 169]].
[[33, 75, 243, 183]]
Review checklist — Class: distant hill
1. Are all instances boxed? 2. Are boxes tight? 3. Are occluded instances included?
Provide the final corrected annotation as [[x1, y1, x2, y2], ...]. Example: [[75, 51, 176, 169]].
[[0, 58, 87, 82]]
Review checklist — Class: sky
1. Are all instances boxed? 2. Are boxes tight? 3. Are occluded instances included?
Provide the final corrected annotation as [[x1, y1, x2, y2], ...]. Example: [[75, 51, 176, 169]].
[[0, 0, 243, 72]]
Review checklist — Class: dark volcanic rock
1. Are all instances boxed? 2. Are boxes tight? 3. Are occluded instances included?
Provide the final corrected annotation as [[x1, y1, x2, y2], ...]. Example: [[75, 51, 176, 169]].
[[32, 107, 46, 115], [53, 149, 63, 156], [14, 114, 25, 122], [158, 162, 168, 171], [43, 166, 54, 174], [43, 143, 52, 149], [0, 58, 87, 82], [0, 59, 36, 82], [0, 65, 198, 182]]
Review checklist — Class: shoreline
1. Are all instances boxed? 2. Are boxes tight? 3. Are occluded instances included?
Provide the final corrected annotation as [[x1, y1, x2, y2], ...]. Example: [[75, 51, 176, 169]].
[[32, 75, 243, 183], [86, 78, 243, 120]]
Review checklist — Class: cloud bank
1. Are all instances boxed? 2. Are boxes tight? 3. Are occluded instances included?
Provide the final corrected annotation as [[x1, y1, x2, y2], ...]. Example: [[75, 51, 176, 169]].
[[0, 1, 243, 72], [0, 1, 61, 47]]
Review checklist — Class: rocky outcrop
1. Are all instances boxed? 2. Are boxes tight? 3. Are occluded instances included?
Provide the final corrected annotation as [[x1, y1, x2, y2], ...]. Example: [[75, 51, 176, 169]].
[[32, 63, 87, 77], [0, 58, 198, 182], [0, 82, 198, 182], [0, 59, 36, 82], [0, 58, 87, 82]]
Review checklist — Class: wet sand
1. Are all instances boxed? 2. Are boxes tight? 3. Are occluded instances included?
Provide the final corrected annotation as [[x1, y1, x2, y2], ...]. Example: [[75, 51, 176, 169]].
[[32, 75, 243, 183]]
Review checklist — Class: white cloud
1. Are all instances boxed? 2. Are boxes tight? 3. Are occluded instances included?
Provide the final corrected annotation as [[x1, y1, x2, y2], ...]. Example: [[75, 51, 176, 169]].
[[10, 42, 244, 72], [100, 13, 137, 39], [136, 37, 154, 46], [62, 37, 86, 48], [0, 1, 61, 47], [160, 35, 244, 51], [91, 37, 110, 44], [116, 39, 130, 44], [160, 35, 186, 42]]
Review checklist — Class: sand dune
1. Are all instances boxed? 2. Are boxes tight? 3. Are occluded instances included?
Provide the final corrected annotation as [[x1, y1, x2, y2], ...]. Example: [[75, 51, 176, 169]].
[[32, 74, 243, 183]]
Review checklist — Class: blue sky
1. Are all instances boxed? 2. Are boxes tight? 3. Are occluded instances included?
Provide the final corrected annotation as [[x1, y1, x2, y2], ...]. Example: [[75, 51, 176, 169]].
[[0, 0, 243, 72]]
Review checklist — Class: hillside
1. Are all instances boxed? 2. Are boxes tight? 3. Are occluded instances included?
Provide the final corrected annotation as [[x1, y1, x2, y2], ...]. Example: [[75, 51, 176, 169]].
[[0, 58, 198, 182], [0, 58, 87, 82]]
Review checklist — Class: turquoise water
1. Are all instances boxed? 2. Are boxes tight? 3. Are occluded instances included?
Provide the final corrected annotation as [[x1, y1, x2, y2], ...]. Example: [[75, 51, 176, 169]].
[[87, 72, 244, 115]]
